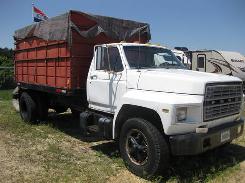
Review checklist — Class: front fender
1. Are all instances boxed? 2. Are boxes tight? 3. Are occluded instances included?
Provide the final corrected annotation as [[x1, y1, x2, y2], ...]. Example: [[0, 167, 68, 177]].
[[113, 89, 204, 138]]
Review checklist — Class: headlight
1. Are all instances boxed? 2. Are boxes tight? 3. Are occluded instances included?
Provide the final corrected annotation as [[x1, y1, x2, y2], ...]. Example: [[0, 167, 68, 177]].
[[176, 107, 187, 121]]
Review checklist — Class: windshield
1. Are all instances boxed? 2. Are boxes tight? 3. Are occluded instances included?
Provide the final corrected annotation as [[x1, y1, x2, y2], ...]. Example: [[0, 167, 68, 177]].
[[123, 46, 185, 69]]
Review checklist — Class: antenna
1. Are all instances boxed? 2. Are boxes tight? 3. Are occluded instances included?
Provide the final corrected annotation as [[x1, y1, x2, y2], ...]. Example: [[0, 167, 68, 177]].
[[32, 2, 34, 22], [137, 26, 141, 70], [138, 26, 141, 43]]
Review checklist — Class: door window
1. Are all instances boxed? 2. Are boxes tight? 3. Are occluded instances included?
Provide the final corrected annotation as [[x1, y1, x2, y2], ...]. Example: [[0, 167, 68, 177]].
[[96, 46, 123, 72]]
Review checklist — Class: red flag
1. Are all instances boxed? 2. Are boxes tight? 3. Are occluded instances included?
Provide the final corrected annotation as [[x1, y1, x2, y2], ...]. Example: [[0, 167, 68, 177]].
[[33, 6, 48, 22]]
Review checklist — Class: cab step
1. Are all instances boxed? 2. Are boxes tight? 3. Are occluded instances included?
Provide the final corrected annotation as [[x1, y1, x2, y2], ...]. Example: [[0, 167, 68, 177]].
[[79, 111, 113, 139]]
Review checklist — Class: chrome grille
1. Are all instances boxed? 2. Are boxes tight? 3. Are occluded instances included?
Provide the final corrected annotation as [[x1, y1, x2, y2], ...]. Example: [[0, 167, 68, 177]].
[[204, 82, 242, 121]]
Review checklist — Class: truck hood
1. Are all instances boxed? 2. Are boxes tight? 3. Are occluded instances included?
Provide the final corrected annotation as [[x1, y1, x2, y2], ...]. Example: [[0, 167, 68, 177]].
[[128, 69, 241, 95]]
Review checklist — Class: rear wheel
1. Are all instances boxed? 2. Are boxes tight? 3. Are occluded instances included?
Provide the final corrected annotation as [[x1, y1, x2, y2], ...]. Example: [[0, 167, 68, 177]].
[[19, 92, 37, 123], [119, 118, 170, 177]]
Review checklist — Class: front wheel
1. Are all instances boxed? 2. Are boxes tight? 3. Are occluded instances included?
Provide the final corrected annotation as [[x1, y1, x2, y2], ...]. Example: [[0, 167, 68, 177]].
[[119, 118, 170, 177]]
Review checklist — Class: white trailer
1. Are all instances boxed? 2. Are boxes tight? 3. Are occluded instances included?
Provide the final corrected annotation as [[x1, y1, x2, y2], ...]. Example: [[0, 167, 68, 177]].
[[190, 50, 245, 87], [172, 49, 191, 68]]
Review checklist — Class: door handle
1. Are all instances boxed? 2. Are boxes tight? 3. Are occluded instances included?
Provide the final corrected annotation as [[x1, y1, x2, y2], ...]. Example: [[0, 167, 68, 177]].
[[90, 75, 97, 80]]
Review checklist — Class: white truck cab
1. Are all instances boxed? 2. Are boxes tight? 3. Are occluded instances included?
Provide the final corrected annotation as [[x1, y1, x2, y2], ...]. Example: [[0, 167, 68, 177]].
[[83, 43, 244, 176]]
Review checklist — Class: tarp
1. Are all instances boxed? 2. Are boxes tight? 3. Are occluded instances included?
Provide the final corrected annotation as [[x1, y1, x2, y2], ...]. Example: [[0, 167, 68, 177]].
[[14, 10, 151, 43]]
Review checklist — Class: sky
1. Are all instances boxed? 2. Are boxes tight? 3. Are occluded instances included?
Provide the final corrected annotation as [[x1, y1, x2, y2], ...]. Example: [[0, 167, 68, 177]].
[[0, 0, 244, 54]]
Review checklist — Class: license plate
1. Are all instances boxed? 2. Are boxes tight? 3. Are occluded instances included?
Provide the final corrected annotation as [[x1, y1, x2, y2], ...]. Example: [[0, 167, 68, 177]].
[[221, 130, 230, 143]]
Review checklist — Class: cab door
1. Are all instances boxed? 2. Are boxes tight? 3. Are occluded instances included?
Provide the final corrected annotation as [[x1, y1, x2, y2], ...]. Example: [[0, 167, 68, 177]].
[[87, 46, 111, 112], [87, 45, 126, 113]]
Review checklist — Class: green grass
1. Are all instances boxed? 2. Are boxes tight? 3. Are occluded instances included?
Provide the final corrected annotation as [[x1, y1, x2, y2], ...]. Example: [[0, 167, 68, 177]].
[[0, 90, 244, 183], [0, 89, 12, 100], [0, 94, 123, 183]]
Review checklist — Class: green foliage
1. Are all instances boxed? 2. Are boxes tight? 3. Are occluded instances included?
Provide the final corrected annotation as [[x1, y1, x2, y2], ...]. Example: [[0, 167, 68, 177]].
[[0, 47, 13, 58], [0, 47, 15, 89]]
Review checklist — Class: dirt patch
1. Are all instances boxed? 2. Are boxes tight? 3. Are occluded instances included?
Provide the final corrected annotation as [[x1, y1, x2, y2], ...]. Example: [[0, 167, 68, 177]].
[[0, 130, 43, 183], [107, 170, 149, 183]]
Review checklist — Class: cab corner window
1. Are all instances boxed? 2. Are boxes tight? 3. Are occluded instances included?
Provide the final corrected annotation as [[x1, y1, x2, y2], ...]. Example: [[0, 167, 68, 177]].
[[108, 47, 124, 72]]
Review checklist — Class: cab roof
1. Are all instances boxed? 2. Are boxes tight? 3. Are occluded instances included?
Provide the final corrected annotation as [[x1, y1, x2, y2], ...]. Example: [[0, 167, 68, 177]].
[[97, 42, 167, 49]]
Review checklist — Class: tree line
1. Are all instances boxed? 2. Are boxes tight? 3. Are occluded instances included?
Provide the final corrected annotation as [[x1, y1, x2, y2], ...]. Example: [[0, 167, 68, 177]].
[[0, 47, 15, 89]]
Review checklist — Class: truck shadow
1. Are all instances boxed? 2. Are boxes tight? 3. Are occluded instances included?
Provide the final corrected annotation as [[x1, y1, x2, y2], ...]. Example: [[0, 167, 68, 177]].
[[47, 113, 245, 182], [166, 143, 245, 182], [90, 141, 245, 182], [47, 112, 105, 142]]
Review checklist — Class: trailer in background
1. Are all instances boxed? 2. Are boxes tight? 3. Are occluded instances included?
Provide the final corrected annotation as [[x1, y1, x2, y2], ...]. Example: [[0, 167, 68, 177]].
[[189, 50, 245, 90]]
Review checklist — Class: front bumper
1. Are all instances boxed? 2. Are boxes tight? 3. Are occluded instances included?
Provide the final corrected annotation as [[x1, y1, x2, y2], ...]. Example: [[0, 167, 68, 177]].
[[169, 119, 244, 155]]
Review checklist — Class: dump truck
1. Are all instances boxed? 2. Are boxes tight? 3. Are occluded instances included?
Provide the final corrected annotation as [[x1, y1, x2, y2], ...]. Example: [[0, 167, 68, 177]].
[[13, 10, 244, 177]]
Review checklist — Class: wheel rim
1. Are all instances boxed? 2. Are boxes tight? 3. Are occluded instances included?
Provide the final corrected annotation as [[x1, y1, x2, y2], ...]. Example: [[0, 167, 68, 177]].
[[126, 129, 148, 165]]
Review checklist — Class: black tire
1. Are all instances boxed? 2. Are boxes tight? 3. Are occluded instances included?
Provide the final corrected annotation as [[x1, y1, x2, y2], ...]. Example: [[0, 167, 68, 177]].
[[119, 118, 169, 177], [71, 108, 80, 118], [19, 92, 37, 123], [54, 106, 68, 113]]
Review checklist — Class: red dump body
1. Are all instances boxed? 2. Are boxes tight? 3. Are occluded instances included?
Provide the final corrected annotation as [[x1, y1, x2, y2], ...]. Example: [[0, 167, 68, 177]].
[[14, 11, 150, 92]]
